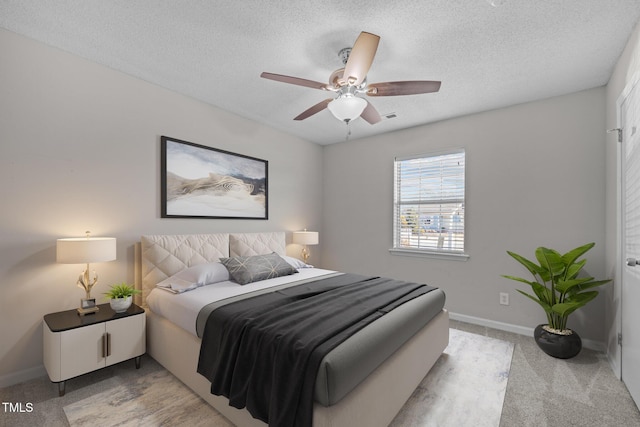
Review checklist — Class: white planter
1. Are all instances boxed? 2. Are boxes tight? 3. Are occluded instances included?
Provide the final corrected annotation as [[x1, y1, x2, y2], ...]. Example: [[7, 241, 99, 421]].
[[110, 296, 132, 313]]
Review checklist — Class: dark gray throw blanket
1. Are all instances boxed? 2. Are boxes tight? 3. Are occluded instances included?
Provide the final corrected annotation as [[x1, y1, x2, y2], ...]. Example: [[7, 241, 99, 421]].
[[197, 273, 436, 427]]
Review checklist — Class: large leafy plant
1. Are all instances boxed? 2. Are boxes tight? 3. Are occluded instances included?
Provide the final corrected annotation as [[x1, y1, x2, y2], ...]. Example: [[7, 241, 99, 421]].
[[502, 243, 610, 331]]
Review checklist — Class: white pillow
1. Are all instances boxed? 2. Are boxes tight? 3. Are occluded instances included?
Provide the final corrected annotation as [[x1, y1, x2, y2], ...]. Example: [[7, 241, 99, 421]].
[[282, 255, 313, 269], [156, 262, 230, 293]]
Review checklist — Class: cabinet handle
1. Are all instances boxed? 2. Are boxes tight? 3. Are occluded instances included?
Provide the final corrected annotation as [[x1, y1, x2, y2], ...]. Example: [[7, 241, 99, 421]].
[[106, 332, 111, 357], [101, 333, 112, 358], [102, 333, 107, 358]]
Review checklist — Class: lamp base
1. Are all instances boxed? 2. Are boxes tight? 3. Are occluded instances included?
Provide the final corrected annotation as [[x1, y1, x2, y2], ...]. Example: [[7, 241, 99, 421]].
[[77, 298, 99, 316], [301, 246, 310, 264]]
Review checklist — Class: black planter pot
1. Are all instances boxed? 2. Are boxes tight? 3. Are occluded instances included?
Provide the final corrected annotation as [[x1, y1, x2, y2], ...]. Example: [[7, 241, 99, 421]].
[[534, 324, 582, 359]]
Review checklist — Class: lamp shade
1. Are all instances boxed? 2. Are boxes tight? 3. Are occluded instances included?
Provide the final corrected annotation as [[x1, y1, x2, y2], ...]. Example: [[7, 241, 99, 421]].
[[327, 95, 367, 121], [293, 231, 319, 246], [56, 237, 117, 264]]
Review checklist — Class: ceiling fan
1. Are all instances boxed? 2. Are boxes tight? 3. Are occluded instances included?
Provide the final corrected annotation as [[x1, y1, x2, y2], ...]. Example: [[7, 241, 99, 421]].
[[260, 31, 441, 125]]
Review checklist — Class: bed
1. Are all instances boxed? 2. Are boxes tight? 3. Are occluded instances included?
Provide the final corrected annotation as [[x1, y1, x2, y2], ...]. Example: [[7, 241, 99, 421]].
[[137, 231, 449, 427]]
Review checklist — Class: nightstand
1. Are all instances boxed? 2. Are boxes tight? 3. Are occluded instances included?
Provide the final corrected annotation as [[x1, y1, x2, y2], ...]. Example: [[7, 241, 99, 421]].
[[43, 303, 146, 396]]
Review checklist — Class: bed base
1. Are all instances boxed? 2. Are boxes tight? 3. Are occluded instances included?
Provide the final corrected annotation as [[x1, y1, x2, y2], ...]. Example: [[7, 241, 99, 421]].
[[146, 308, 449, 427]]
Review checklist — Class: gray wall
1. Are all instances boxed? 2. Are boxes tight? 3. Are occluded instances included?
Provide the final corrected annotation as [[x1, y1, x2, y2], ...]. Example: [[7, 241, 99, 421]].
[[0, 29, 323, 384], [321, 87, 608, 343]]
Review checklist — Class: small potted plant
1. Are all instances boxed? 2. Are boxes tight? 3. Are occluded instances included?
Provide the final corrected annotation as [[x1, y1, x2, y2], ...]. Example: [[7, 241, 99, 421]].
[[502, 242, 610, 359], [104, 282, 141, 313]]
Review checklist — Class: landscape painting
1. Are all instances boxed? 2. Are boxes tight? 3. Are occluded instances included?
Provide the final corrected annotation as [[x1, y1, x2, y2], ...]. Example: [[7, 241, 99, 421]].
[[161, 136, 268, 219]]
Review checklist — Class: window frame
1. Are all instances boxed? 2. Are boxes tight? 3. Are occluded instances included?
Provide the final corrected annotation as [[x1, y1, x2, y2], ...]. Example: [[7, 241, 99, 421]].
[[389, 149, 469, 261]]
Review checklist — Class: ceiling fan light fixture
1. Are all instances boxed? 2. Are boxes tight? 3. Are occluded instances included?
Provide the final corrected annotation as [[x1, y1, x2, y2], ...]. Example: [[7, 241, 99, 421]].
[[327, 94, 367, 122]]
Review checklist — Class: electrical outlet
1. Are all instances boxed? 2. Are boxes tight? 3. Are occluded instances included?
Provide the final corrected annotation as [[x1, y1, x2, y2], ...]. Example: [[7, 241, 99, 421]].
[[499, 292, 509, 306]]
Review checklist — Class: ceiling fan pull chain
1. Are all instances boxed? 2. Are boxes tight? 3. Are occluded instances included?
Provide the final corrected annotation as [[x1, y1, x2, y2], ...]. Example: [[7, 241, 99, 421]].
[[345, 119, 351, 140]]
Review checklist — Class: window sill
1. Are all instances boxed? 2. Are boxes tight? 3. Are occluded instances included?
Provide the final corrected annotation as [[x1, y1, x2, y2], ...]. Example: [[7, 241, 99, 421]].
[[389, 248, 470, 261]]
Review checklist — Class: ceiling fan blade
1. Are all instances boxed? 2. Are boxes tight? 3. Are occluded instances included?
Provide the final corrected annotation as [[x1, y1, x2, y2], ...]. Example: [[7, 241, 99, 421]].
[[294, 99, 332, 121], [361, 100, 382, 124], [342, 32, 380, 86], [260, 72, 328, 90], [367, 81, 441, 96]]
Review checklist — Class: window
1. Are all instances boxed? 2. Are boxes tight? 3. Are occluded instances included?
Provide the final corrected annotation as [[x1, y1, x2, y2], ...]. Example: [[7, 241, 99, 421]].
[[392, 150, 466, 258]]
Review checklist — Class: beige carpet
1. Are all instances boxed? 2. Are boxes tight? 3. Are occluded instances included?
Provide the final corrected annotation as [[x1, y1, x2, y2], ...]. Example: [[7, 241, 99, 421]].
[[64, 329, 513, 426]]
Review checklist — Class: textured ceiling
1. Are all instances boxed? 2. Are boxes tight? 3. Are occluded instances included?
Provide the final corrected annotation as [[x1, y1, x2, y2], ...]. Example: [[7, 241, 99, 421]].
[[1, 1, 639, 145]]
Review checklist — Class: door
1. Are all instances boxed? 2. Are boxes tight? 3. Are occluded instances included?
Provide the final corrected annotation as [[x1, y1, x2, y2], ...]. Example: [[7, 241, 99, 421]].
[[621, 79, 640, 406], [60, 323, 105, 380], [105, 314, 145, 366]]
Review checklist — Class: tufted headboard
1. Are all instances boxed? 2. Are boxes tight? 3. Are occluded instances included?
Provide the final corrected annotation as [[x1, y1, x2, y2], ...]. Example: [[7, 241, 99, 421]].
[[136, 232, 286, 305]]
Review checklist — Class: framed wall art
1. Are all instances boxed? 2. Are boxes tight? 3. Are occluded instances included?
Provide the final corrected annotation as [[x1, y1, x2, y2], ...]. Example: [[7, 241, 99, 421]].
[[161, 136, 268, 219]]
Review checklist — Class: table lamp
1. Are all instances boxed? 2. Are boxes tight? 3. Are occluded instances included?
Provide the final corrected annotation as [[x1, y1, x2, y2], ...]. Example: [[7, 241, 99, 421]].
[[292, 230, 319, 263], [57, 231, 116, 315]]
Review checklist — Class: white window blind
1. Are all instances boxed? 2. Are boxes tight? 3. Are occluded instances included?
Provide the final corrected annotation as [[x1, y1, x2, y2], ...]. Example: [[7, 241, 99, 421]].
[[393, 150, 465, 254]]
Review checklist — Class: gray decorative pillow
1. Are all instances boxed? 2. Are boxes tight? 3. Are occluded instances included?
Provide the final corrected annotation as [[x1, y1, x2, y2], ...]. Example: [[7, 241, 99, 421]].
[[219, 252, 297, 285]]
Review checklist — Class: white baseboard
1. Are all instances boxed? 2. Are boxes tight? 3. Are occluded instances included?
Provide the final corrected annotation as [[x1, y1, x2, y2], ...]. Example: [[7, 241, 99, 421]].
[[608, 352, 622, 380], [0, 364, 47, 388], [449, 312, 606, 353]]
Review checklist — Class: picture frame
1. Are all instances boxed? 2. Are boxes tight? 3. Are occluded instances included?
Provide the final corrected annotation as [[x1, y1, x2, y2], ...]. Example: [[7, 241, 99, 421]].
[[78, 297, 98, 315], [80, 298, 96, 310], [161, 136, 268, 219]]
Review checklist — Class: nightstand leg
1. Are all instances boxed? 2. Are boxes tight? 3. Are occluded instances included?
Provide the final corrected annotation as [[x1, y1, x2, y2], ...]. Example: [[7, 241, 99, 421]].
[[135, 356, 141, 369], [58, 381, 65, 397]]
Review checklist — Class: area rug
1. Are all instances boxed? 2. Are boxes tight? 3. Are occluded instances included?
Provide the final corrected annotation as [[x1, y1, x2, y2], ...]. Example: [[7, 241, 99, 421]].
[[63, 369, 230, 427], [390, 328, 514, 427], [64, 328, 513, 427]]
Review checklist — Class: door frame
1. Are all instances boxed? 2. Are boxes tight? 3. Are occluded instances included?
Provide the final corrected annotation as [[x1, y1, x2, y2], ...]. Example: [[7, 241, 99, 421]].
[[614, 70, 640, 380]]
